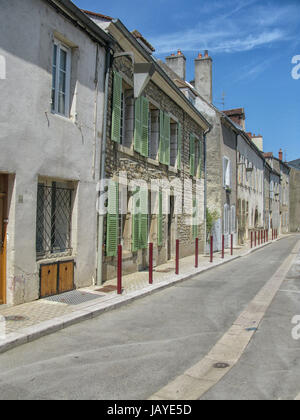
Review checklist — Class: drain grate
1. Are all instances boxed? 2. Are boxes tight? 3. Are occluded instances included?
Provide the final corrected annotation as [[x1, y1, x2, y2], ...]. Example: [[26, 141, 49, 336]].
[[44, 290, 102, 306], [4, 315, 27, 322], [213, 362, 230, 369]]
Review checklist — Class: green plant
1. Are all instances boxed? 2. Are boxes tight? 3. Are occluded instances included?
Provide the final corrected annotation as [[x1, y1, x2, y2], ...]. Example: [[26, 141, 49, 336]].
[[206, 207, 219, 241]]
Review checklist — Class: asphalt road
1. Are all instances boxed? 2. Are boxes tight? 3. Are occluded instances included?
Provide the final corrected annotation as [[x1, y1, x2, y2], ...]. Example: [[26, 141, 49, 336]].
[[0, 235, 299, 400]]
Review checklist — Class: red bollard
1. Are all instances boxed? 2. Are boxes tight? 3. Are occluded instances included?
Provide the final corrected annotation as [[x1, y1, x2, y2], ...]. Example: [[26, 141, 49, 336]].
[[175, 240, 179, 275], [231, 234, 233, 256], [222, 235, 225, 259], [210, 236, 213, 263], [117, 244, 122, 294], [195, 238, 199, 268], [149, 243, 153, 284], [251, 231, 253, 248]]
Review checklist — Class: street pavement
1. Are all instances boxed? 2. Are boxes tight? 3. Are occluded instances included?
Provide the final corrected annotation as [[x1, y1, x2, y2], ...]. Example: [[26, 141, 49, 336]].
[[0, 235, 299, 400]]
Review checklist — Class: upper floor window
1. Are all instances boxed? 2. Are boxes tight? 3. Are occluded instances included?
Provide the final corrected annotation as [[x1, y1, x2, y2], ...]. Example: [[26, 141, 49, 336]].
[[52, 41, 71, 117], [223, 156, 231, 188]]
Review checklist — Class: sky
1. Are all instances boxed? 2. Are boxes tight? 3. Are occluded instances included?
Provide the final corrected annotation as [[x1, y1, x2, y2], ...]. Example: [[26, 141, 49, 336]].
[[73, 0, 300, 161]]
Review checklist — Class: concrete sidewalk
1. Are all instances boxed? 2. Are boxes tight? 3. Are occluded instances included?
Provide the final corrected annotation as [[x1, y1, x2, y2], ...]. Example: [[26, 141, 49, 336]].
[[0, 235, 285, 354]]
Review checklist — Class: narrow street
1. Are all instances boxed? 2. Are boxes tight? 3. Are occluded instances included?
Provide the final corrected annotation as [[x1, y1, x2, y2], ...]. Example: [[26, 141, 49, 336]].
[[0, 235, 299, 400]]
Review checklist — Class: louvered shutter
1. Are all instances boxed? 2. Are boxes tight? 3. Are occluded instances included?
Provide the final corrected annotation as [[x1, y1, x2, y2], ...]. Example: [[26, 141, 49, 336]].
[[106, 181, 119, 257], [134, 96, 142, 154], [139, 187, 148, 249], [158, 190, 163, 246], [140, 97, 149, 157], [190, 134, 195, 176], [159, 110, 165, 164], [177, 122, 182, 170], [164, 113, 170, 166], [132, 187, 140, 252], [198, 139, 202, 179], [111, 72, 122, 143]]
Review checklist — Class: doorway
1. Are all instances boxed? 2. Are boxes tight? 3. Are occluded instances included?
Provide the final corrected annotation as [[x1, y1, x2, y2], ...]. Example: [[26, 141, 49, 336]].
[[0, 175, 8, 305]]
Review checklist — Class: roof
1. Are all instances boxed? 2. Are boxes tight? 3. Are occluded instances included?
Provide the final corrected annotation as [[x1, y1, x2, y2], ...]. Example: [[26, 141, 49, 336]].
[[81, 9, 113, 21], [132, 30, 155, 52], [224, 108, 245, 117], [264, 152, 274, 158], [45, 1, 114, 46], [288, 159, 300, 169]]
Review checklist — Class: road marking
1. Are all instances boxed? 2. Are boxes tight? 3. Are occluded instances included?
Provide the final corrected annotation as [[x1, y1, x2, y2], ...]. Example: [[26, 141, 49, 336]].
[[279, 289, 300, 294], [149, 240, 300, 401]]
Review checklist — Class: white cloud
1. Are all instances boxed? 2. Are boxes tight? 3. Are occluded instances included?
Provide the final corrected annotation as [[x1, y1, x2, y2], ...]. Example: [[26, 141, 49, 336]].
[[150, 2, 300, 55]]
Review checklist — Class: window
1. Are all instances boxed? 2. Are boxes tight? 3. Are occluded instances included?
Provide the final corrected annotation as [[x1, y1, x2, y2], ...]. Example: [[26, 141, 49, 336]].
[[52, 41, 71, 117], [231, 205, 236, 233], [224, 204, 229, 235], [159, 111, 170, 165], [134, 95, 149, 157], [36, 180, 74, 258], [132, 186, 148, 252], [223, 157, 231, 188], [148, 107, 160, 160], [189, 134, 202, 177]]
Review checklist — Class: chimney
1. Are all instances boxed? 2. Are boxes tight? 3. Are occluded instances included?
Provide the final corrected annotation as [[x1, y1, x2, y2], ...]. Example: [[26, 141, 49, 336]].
[[165, 50, 186, 80], [279, 149, 283, 161], [224, 108, 246, 130], [194, 51, 213, 103]]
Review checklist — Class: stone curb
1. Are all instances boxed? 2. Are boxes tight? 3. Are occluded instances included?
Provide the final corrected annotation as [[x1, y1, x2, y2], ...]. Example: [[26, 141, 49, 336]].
[[0, 236, 286, 354]]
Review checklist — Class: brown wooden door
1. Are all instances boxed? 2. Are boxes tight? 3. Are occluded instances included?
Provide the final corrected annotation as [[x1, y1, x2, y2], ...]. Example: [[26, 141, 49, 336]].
[[58, 261, 74, 293], [0, 175, 8, 305], [40, 264, 58, 298]]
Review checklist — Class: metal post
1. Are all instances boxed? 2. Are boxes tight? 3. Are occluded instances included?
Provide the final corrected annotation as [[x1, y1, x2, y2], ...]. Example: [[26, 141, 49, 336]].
[[222, 235, 224, 259], [195, 238, 199, 268], [175, 240, 179, 275], [231, 234, 233, 256], [149, 243, 153, 285], [210, 236, 213, 263], [117, 244, 122, 294]]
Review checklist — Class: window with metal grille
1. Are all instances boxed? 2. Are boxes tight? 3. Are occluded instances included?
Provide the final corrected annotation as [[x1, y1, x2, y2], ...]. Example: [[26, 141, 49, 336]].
[[36, 182, 73, 257]]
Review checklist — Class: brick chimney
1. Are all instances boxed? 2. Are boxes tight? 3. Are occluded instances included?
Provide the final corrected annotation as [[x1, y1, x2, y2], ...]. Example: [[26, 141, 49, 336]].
[[279, 149, 283, 161], [165, 50, 186, 81], [194, 50, 212, 103], [224, 108, 246, 130]]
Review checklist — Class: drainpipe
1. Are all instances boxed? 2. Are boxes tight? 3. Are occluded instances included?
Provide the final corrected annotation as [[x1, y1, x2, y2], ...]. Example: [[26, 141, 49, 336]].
[[97, 46, 113, 286], [203, 125, 212, 252]]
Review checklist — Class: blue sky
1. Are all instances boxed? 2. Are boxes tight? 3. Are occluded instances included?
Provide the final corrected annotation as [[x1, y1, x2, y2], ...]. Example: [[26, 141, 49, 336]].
[[73, 0, 300, 161]]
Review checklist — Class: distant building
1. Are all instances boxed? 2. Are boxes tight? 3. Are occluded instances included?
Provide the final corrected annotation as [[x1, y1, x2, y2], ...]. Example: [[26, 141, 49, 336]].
[[288, 159, 300, 232]]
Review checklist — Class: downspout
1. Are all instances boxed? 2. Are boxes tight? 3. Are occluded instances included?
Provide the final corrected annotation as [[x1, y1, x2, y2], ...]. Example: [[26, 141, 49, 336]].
[[97, 46, 113, 286], [203, 125, 212, 253]]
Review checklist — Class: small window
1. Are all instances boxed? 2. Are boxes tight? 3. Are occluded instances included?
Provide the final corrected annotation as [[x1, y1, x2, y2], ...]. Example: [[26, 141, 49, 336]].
[[52, 41, 71, 117], [223, 157, 231, 188], [148, 106, 160, 160], [170, 121, 178, 167]]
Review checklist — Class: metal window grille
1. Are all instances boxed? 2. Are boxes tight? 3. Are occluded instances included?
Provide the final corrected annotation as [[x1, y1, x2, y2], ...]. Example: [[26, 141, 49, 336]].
[[36, 182, 73, 257]]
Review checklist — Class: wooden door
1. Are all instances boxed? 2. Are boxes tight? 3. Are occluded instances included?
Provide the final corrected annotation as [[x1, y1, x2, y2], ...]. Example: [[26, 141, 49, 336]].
[[40, 264, 58, 298], [0, 175, 8, 305], [58, 261, 74, 293]]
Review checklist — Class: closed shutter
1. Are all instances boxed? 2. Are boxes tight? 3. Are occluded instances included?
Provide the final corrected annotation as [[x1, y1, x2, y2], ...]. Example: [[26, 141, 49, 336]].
[[177, 122, 182, 170], [190, 134, 195, 176], [158, 190, 163, 246], [139, 187, 148, 249], [159, 110, 165, 164], [192, 197, 198, 239], [198, 139, 202, 179], [134, 96, 142, 154], [140, 97, 149, 157], [132, 187, 140, 252], [111, 71, 122, 143], [106, 181, 119, 257], [164, 113, 170, 166]]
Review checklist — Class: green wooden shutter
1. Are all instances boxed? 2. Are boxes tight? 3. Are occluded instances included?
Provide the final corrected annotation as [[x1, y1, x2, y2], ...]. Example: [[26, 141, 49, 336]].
[[132, 187, 140, 252], [139, 187, 148, 249], [164, 113, 170, 166], [134, 96, 142, 154], [192, 197, 198, 239], [111, 71, 122, 143], [177, 122, 182, 170], [159, 110, 165, 164], [106, 181, 119, 257], [140, 97, 149, 157], [190, 134, 195, 176], [198, 139, 202, 179], [158, 190, 163, 246]]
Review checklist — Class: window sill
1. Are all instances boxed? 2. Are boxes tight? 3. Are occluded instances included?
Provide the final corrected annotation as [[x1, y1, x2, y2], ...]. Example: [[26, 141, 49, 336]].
[[117, 144, 135, 157], [147, 157, 159, 167], [168, 165, 178, 174], [37, 253, 74, 265]]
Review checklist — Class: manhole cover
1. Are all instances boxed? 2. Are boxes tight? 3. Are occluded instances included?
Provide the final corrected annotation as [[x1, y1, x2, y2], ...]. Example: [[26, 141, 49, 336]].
[[213, 362, 230, 369], [4, 315, 27, 322], [96, 285, 117, 293]]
